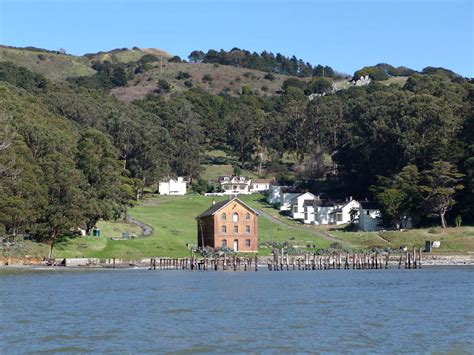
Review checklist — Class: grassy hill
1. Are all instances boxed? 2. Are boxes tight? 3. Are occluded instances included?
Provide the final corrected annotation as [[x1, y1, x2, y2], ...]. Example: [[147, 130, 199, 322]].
[[0, 45, 350, 101], [84, 47, 172, 63], [0, 46, 95, 80]]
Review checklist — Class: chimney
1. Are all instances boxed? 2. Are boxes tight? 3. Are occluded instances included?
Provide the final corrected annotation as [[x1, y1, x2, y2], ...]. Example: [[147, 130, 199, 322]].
[[350, 196, 353, 201]]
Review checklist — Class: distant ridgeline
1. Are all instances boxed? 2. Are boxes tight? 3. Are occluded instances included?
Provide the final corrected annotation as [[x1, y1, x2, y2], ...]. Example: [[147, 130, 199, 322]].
[[188, 47, 346, 79], [0, 45, 473, 248]]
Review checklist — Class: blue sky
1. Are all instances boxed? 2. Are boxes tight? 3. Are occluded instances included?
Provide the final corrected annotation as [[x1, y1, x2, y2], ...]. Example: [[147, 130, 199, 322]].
[[0, 0, 472, 77]]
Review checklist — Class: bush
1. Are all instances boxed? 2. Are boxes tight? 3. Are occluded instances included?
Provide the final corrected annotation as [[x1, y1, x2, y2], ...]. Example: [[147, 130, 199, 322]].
[[428, 228, 440, 234], [184, 80, 193, 88], [282, 77, 306, 91], [305, 77, 333, 95], [168, 55, 182, 63], [261, 85, 269, 92], [202, 74, 213, 82], [37, 54, 46, 61], [139, 54, 159, 64], [175, 71, 191, 80], [134, 63, 152, 74], [264, 73, 275, 81], [241, 85, 252, 95], [157, 79, 171, 92], [234, 76, 241, 82]]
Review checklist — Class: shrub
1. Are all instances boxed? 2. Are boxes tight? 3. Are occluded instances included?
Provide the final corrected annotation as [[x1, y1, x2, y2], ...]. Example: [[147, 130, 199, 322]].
[[264, 73, 275, 81], [37, 54, 46, 61], [134, 63, 152, 74], [184, 80, 193, 88], [157, 79, 171, 92], [261, 85, 269, 92], [175, 71, 191, 80], [241, 85, 252, 95], [202, 74, 213, 82], [139, 54, 159, 64], [235, 76, 241, 82], [168, 55, 182, 63]]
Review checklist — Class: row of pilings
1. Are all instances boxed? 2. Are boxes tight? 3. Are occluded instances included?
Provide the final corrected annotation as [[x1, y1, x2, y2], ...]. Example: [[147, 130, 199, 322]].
[[149, 247, 422, 271]]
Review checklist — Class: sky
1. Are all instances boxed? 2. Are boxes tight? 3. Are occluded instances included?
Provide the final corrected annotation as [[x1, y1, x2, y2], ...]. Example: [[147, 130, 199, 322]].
[[0, 0, 473, 77]]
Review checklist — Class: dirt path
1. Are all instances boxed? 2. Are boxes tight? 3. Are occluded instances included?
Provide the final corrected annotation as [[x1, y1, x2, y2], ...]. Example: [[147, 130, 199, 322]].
[[255, 208, 345, 244], [126, 215, 153, 237]]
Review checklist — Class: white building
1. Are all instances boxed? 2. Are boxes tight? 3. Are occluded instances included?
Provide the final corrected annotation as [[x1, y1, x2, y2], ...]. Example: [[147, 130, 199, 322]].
[[219, 176, 252, 195], [358, 201, 382, 231], [158, 177, 187, 195], [267, 186, 301, 211], [290, 192, 318, 220], [304, 198, 360, 225], [250, 179, 272, 193]]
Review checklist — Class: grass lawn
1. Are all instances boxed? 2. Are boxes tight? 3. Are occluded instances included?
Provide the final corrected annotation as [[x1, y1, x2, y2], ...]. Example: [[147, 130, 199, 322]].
[[31, 194, 474, 259], [328, 226, 474, 254], [53, 194, 331, 258]]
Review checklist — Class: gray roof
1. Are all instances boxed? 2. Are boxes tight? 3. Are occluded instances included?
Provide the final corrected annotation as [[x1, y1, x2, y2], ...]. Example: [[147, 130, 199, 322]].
[[197, 198, 259, 218]]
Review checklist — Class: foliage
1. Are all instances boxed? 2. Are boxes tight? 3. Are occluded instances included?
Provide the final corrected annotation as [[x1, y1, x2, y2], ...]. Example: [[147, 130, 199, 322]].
[[190, 47, 342, 78]]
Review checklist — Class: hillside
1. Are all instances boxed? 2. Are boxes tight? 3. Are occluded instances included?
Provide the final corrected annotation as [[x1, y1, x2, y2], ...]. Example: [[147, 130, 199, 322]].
[[0, 45, 95, 80], [0, 46, 411, 102]]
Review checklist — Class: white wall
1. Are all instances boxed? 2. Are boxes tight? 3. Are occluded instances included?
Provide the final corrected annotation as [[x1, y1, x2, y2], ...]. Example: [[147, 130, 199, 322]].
[[251, 182, 270, 193], [291, 192, 316, 219], [314, 205, 337, 225], [281, 193, 301, 211], [338, 200, 360, 225], [159, 177, 187, 195]]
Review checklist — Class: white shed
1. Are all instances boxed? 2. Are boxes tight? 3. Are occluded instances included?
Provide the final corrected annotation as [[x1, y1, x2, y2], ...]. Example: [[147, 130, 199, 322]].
[[158, 177, 187, 195]]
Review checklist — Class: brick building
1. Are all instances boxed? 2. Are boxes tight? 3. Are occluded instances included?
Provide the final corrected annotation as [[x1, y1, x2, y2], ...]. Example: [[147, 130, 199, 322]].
[[196, 198, 258, 252]]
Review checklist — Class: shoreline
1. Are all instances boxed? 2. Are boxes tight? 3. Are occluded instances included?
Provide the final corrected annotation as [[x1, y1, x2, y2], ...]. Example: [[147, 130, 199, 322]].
[[1, 254, 473, 269]]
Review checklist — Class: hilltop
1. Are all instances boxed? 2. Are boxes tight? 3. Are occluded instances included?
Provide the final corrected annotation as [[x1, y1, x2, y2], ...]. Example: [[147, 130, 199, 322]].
[[0, 45, 411, 102]]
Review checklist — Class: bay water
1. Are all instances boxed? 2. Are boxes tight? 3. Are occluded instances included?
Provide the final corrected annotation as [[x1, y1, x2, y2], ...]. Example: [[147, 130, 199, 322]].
[[0, 267, 473, 353]]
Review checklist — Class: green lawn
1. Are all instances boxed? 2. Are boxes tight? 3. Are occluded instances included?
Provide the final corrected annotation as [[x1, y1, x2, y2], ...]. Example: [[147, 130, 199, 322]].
[[33, 194, 474, 259], [328, 227, 474, 254], [53, 194, 330, 258]]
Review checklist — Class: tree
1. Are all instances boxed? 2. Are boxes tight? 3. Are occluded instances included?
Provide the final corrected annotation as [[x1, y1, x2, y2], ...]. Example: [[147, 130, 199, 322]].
[[372, 165, 421, 228], [305, 78, 333, 95], [112, 67, 127, 87], [76, 129, 126, 234], [188, 50, 205, 63], [419, 161, 464, 228]]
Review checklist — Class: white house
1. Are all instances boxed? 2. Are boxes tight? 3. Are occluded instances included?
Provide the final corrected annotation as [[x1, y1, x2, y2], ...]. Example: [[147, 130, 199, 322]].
[[304, 198, 360, 225], [158, 177, 187, 195], [250, 179, 272, 193], [219, 176, 252, 195], [266, 186, 301, 211], [290, 192, 317, 220], [358, 201, 382, 231]]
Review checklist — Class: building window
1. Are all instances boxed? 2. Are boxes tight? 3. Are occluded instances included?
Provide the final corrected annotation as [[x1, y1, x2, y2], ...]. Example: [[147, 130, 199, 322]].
[[366, 210, 370, 216], [222, 225, 227, 233], [221, 212, 226, 221], [232, 212, 239, 222], [293, 205, 298, 213], [336, 213, 343, 222], [222, 239, 227, 247], [233, 225, 238, 234], [245, 212, 250, 221], [245, 225, 250, 234], [246, 239, 251, 247]]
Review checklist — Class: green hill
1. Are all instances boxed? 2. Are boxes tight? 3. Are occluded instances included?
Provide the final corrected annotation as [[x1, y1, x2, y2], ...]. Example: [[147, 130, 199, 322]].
[[0, 45, 95, 80]]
